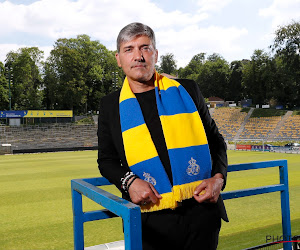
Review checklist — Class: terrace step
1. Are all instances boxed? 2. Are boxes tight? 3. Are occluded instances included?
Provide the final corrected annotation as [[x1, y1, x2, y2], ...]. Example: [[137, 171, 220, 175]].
[[233, 108, 254, 140], [267, 111, 293, 140]]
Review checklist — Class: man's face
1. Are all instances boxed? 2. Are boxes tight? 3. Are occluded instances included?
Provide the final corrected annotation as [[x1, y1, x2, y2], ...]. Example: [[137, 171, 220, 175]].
[[116, 35, 158, 84]]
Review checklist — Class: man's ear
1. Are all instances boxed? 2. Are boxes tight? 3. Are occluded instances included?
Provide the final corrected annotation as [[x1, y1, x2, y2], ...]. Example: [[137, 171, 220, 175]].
[[115, 53, 122, 67]]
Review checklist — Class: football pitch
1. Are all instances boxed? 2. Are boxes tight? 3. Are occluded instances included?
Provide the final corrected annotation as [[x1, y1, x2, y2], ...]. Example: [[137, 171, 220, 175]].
[[0, 150, 299, 250]]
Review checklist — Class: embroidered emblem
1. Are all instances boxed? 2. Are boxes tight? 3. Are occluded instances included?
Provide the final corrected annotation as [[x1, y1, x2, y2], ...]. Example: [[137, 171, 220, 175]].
[[143, 172, 157, 186], [186, 157, 200, 176]]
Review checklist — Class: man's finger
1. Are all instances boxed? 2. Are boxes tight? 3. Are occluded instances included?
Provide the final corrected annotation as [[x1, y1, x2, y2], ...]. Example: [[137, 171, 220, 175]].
[[148, 184, 161, 204], [194, 180, 207, 195], [149, 184, 162, 199], [194, 189, 210, 203], [193, 181, 210, 203]]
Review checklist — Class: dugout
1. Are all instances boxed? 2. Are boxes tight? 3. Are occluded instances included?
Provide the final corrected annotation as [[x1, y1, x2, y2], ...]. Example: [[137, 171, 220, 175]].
[[0, 144, 12, 155]]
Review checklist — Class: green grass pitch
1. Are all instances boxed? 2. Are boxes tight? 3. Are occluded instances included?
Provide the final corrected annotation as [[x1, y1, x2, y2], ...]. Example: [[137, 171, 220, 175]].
[[0, 150, 299, 249]]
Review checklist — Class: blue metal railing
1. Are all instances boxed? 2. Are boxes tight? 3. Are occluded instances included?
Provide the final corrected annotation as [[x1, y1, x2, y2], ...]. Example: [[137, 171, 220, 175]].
[[71, 177, 142, 250], [71, 159, 292, 250]]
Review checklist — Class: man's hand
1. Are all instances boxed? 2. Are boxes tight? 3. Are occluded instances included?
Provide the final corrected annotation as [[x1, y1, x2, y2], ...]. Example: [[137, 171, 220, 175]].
[[193, 173, 224, 203], [128, 178, 162, 206]]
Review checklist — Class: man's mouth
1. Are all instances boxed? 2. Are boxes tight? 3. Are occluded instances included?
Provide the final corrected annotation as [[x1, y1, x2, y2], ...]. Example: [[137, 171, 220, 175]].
[[132, 64, 146, 68]]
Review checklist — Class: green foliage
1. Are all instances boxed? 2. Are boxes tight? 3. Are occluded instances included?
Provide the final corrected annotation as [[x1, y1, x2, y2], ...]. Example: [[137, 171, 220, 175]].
[[228, 60, 247, 102], [75, 116, 94, 124], [178, 53, 205, 81], [196, 53, 230, 99], [5, 47, 44, 110], [271, 21, 300, 108], [0, 61, 9, 110], [240, 107, 250, 113], [43, 35, 123, 115], [272, 20, 300, 56], [176, 21, 300, 109], [157, 53, 177, 75], [251, 108, 287, 117], [242, 49, 275, 105]]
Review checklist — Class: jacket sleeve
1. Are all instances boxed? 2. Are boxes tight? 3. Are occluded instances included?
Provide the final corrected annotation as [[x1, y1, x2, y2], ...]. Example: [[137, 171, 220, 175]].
[[97, 96, 131, 192], [194, 83, 228, 189]]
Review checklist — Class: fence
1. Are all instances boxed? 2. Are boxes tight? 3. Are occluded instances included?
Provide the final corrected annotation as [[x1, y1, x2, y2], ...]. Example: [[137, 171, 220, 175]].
[[231, 139, 300, 154], [71, 160, 292, 250]]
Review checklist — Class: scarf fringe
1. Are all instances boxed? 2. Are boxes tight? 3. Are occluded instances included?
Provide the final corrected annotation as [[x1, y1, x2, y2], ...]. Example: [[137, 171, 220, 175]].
[[141, 180, 203, 213], [173, 180, 203, 202], [141, 192, 177, 213]]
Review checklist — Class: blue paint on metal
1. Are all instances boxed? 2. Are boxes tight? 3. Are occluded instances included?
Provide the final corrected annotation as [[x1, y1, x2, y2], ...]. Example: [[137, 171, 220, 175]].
[[279, 162, 292, 250], [72, 187, 84, 250], [227, 159, 286, 172], [71, 178, 142, 250], [221, 184, 285, 200], [71, 159, 292, 250]]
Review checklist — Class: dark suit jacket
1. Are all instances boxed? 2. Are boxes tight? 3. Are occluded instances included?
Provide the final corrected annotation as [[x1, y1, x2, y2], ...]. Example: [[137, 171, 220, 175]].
[[97, 78, 229, 222]]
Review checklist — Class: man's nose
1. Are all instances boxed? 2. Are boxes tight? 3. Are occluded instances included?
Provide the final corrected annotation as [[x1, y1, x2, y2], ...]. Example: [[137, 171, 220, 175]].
[[133, 49, 144, 61]]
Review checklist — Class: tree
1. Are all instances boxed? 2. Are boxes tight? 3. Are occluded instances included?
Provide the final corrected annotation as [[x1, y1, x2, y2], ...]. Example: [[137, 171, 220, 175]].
[[271, 56, 291, 107], [158, 53, 177, 75], [227, 60, 247, 102], [242, 50, 276, 105], [43, 35, 123, 114], [5, 47, 44, 110], [272, 20, 300, 57], [196, 53, 230, 99], [178, 53, 205, 81], [271, 21, 300, 108], [0, 61, 9, 110]]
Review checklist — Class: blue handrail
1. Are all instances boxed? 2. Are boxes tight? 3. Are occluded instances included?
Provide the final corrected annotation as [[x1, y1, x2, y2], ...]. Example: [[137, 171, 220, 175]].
[[71, 159, 292, 250]]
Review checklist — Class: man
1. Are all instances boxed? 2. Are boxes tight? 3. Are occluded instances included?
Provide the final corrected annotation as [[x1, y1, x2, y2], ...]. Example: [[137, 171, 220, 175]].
[[98, 22, 228, 250]]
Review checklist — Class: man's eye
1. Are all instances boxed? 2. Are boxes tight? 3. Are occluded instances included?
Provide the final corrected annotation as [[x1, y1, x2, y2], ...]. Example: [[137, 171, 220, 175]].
[[142, 46, 150, 51], [125, 48, 132, 52]]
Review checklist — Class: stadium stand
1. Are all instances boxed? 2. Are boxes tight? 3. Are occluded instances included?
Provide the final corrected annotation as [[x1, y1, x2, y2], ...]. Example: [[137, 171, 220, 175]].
[[210, 107, 300, 141], [0, 123, 98, 153], [1, 108, 300, 153], [239, 116, 282, 140], [274, 113, 300, 140], [268, 111, 293, 140], [211, 107, 248, 140]]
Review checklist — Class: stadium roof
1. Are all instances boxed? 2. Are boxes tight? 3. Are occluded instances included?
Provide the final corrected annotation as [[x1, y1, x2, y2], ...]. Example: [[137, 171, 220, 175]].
[[208, 97, 224, 102]]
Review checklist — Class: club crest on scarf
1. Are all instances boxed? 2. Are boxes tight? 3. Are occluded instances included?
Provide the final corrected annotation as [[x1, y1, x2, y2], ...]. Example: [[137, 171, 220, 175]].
[[186, 157, 200, 176], [143, 172, 157, 186], [119, 71, 212, 212]]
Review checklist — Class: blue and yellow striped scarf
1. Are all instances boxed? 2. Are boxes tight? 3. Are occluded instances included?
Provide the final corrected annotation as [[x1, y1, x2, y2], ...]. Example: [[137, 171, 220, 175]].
[[119, 72, 212, 212]]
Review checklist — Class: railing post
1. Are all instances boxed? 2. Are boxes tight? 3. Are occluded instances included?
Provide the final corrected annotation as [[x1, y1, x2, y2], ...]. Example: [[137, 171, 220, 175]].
[[279, 161, 292, 250], [123, 206, 142, 250], [72, 188, 84, 250]]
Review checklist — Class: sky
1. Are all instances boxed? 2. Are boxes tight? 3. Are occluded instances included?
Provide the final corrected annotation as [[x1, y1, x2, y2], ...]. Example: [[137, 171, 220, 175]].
[[0, 0, 299, 68]]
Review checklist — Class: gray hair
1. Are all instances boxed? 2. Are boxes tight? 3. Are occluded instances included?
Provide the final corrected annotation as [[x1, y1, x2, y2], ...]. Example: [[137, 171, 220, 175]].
[[117, 22, 156, 53]]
